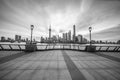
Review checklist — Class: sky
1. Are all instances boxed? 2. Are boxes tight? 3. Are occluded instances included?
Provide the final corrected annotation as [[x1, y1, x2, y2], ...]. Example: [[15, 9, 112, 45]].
[[0, 0, 120, 41]]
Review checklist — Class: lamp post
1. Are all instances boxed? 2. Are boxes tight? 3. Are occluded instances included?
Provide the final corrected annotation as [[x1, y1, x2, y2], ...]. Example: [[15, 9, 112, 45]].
[[31, 25, 34, 43], [89, 27, 92, 46]]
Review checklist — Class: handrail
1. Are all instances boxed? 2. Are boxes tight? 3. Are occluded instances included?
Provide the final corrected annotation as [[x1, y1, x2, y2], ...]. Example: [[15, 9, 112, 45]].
[[0, 44, 120, 52]]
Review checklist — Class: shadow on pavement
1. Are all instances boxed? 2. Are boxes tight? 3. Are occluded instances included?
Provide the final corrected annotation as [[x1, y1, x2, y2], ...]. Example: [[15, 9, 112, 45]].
[[0, 52, 31, 64], [90, 52, 120, 62], [62, 50, 86, 80]]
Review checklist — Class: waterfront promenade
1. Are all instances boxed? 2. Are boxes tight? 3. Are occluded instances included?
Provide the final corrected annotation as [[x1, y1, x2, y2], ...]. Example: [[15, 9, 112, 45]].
[[0, 50, 120, 80]]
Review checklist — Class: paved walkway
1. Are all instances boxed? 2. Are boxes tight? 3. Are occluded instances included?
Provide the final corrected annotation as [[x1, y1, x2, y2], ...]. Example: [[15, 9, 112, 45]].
[[0, 50, 120, 80]]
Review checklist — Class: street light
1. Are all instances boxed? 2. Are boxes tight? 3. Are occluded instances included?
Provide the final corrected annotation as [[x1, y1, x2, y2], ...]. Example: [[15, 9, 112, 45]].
[[31, 25, 34, 43], [89, 27, 92, 46]]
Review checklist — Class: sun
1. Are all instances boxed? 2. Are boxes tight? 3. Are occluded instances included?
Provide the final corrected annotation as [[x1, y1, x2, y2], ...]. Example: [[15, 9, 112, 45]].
[[49, 11, 78, 33]]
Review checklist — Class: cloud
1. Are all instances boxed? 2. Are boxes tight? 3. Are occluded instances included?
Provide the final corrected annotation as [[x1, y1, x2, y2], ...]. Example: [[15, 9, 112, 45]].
[[0, 0, 120, 41], [75, 0, 120, 39], [84, 24, 120, 41], [59, 29, 65, 33]]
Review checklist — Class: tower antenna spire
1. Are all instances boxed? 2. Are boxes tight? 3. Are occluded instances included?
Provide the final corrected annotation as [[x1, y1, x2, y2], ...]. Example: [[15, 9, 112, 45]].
[[49, 24, 51, 31], [49, 24, 51, 42]]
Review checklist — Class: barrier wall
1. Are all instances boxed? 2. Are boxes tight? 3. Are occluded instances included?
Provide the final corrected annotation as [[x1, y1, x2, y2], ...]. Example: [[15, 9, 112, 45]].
[[0, 44, 120, 52]]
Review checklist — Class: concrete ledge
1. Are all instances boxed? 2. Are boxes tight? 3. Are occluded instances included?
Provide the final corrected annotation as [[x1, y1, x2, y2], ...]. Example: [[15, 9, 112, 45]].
[[85, 45, 96, 52], [25, 43, 37, 52]]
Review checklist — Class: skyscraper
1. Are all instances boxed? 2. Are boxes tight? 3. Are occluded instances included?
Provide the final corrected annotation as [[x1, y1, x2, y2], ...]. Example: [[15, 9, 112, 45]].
[[15, 35, 21, 42], [77, 35, 83, 43], [15, 35, 19, 41], [19, 36, 21, 41], [67, 30, 71, 41], [1, 36, 5, 42], [26, 38, 28, 42], [73, 25, 76, 42], [49, 25, 51, 40], [63, 33, 67, 42]]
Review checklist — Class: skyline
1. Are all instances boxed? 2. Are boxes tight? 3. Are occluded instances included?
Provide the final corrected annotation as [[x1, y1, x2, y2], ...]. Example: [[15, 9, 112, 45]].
[[0, 0, 120, 41]]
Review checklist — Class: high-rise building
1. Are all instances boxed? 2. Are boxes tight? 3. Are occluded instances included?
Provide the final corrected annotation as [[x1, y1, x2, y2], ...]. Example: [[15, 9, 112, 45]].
[[1, 36, 5, 42], [68, 30, 71, 41], [15, 35, 19, 41], [63, 31, 71, 42], [82, 38, 88, 43], [40, 37, 44, 42], [67, 33, 69, 41], [52, 35, 57, 42], [65, 33, 67, 41], [77, 35, 83, 43], [19, 36, 21, 41], [63, 33, 66, 41], [73, 25, 76, 42], [49, 25, 51, 40], [26, 38, 28, 42], [7, 37, 12, 41], [63, 33, 67, 42], [15, 35, 21, 41]]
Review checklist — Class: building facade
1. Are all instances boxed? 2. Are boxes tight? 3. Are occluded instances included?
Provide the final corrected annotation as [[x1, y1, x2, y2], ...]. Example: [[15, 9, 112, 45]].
[[73, 25, 76, 42]]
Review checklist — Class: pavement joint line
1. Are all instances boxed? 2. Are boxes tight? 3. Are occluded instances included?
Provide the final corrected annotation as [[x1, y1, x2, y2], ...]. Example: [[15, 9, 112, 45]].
[[91, 52, 120, 63], [0, 58, 30, 79], [1, 67, 120, 71], [0, 52, 32, 64], [62, 50, 86, 80]]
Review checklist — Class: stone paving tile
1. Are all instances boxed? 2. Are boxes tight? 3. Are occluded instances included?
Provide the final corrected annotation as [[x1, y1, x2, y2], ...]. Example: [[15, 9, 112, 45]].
[[0, 50, 120, 80]]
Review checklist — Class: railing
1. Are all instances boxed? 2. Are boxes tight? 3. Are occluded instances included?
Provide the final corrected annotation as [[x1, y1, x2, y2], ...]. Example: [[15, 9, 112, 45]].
[[0, 44, 25, 51], [95, 46, 120, 52], [0, 44, 120, 52]]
